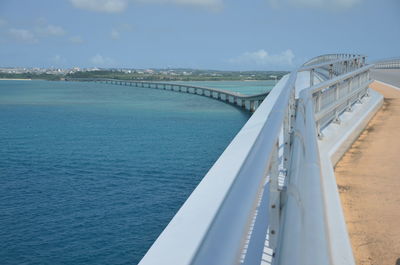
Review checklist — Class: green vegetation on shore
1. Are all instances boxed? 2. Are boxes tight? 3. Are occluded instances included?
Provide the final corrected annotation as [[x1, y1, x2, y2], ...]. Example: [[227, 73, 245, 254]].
[[0, 73, 61, 81], [66, 69, 288, 81], [0, 69, 289, 82]]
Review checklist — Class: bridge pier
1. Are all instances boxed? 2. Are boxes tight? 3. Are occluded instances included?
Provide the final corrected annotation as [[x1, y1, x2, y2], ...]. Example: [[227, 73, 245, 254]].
[[244, 100, 250, 111], [250, 100, 255, 112]]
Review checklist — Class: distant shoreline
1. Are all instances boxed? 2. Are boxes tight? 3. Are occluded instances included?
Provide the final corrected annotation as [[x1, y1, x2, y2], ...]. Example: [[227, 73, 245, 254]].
[[0, 78, 277, 82], [0, 78, 32, 81]]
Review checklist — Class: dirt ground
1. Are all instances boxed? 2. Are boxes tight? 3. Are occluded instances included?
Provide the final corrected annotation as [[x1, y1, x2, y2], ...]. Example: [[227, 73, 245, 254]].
[[335, 81, 400, 265]]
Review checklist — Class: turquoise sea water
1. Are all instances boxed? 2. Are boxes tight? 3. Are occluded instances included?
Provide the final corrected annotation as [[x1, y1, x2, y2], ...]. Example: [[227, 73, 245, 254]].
[[0, 80, 272, 264]]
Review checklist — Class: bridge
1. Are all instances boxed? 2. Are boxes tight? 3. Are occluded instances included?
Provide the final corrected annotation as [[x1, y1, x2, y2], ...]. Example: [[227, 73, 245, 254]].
[[65, 78, 270, 112], [134, 54, 385, 265]]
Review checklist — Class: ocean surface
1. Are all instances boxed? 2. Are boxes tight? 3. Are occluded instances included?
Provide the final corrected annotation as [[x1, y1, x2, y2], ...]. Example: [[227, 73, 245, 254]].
[[0, 80, 273, 265]]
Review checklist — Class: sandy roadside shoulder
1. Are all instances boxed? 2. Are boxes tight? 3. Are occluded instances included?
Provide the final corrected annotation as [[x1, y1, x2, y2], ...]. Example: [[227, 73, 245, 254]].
[[335, 81, 400, 265]]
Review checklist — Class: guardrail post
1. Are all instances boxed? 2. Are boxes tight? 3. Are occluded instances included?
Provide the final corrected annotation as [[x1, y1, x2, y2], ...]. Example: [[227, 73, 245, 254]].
[[333, 83, 341, 124], [316, 90, 323, 138], [366, 70, 371, 97], [347, 78, 353, 112], [269, 141, 280, 250], [310, 69, 315, 86]]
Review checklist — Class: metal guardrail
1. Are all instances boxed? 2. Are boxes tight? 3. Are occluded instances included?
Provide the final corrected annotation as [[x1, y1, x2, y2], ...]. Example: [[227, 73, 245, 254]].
[[373, 58, 400, 69], [312, 65, 372, 137], [138, 54, 372, 265], [275, 58, 371, 265], [303, 54, 365, 67]]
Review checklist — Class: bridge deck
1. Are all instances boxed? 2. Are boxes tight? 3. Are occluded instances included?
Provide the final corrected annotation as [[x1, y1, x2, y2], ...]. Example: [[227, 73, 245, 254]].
[[371, 69, 400, 88], [335, 80, 400, 265]]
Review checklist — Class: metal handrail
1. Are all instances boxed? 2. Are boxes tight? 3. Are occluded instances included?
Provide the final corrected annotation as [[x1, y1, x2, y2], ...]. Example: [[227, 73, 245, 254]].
[[137, 53, 371, 265], [373, 58, 400, 69], [276, 87, 331, 265], [311, 65, 372, 135], [276, 57, 370, 265], [303, 54, 365, 67]]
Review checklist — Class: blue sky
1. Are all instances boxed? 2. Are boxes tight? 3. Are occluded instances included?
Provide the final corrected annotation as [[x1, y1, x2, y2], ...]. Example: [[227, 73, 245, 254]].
[[0, 0, 398, 70]]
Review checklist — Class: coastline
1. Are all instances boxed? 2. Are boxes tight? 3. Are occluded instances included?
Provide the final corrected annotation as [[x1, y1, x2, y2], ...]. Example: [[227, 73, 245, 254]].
[[0, 78, 32, 81]]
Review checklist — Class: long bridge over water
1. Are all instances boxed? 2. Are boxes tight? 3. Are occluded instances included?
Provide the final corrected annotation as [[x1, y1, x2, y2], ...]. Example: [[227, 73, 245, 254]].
[[70, 55, 399, 265], [65, 78, 270, 112]]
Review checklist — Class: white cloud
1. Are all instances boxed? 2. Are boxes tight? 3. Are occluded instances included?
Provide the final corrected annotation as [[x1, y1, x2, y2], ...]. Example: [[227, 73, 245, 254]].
[[69, 35, 84, 44], [136, 0, 223, 11], [70, 0, 222, 12], [110, 29, 120, 39], [70, 0, 128, 13], [90, 54, 115, 66], [267, 0, 362, 9], [8, 28, 38, 43], [229, 49, 295, 66], [36, 24, 66, 36]]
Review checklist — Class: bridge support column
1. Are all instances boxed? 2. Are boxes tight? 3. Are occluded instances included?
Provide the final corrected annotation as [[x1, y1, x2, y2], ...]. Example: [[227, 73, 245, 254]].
[[250, 100, 255, 112], [244, 100, 250, 111]]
